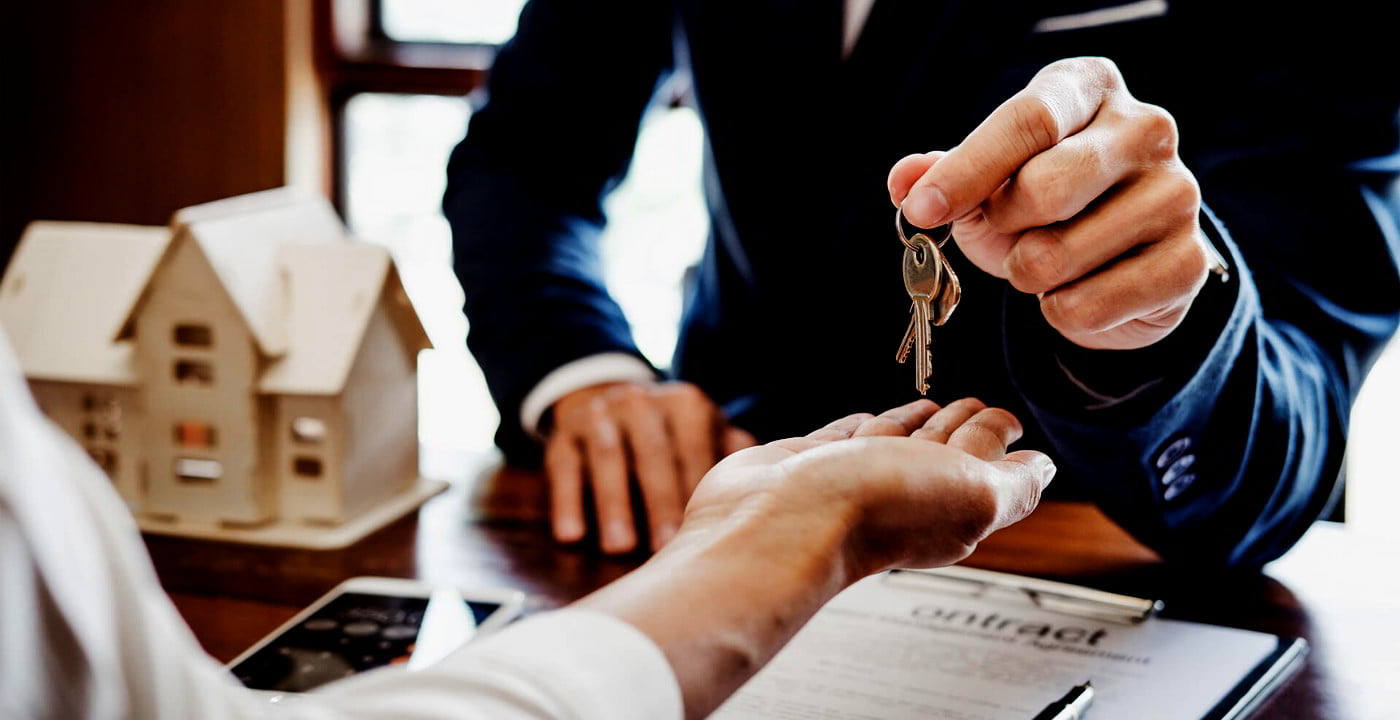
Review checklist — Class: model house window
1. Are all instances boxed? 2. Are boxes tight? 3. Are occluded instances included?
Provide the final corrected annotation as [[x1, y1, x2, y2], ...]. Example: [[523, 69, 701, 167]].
[[174, 421, 217, 449], [88, 447, 118, 475], [174, 457, 222, 483], [98, 396, 121, 427], [80, 395, 122, 440], [173, 323, 214, 348], [173, 360, 214, 385], [293, 456, 323, 478], [290, 417, 327, 444]]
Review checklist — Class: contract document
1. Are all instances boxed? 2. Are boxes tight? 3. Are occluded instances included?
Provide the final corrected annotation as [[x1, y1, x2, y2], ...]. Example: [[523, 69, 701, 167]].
[[711, 569, 1303, 720]]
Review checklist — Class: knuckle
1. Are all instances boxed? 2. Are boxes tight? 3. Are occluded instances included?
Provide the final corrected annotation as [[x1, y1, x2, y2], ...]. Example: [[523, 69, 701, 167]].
[[617, 394, 652, 420], [910, 427, 941, 442], [1044, 56, 1121, 95], [608, 382, 649, 405], [953, 396, 987, 412], [675, 382, 711, 408], [1163, 168, 1202, 220], [1018, 163, 1078, 224], [1133, 104, 1179, 159], [1078, 56, 1122, 87], [977, 408, 1022, 442], [986, 407, 1023, 434], [1042, 288, 1111, 334], [1011, 94, 1063, 151], [1006, 231, 1065, 293], [590, 431, 621, 454], [658, 381, 706, 411], [583, 396, 613, 422], [961, 420, 1001, 445], [1173, 236, 1211, 290], [863, 417, 904, 435], [580, 413, 621, 450]]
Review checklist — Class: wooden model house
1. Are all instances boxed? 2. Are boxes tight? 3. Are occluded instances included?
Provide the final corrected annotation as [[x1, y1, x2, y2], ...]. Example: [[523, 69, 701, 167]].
[[0, 189, 440, 547]]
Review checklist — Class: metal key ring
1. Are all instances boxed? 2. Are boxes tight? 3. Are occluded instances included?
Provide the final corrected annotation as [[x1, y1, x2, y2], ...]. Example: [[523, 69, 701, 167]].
[[896, 205, 951, 251]]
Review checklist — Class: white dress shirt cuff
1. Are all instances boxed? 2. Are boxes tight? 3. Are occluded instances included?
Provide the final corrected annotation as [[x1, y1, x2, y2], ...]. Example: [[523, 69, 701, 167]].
[[441, 609, 684, 720], [519, 353, 658, 438]]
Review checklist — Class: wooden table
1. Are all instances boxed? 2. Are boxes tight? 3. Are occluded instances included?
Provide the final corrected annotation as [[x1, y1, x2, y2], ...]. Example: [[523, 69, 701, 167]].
[[147, 453, 1400, 719]]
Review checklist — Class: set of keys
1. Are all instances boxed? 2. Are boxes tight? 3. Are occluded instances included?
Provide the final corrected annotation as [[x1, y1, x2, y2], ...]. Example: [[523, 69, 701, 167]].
[[895, 206, 961, 395]]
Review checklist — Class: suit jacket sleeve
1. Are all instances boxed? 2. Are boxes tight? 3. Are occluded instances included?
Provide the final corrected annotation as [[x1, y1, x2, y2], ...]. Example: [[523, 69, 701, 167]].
[[443, 0, 674, 458], [1003, 5, 1400, 567]]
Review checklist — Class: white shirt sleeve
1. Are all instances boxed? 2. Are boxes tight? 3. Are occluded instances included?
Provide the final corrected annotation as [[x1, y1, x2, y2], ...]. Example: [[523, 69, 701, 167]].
[[0, 332, 682, 720], [518, 353, 658, 437], [302, 610, 682, 720]]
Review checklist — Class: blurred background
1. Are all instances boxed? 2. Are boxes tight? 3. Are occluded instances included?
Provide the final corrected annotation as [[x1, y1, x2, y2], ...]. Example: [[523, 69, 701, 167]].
[[0, 0, 708, 472], [1, 0, 1394, 534]]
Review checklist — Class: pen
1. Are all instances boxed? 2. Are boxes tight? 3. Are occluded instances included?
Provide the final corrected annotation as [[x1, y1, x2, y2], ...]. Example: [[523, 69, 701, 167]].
[[1031, 681, 1094, 720]]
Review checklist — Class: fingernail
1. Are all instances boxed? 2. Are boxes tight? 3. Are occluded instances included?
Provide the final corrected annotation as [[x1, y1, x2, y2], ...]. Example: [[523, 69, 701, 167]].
[[556, 517, 584, 543], [907, 185, 950, 226], [603, 521, 634, 553]]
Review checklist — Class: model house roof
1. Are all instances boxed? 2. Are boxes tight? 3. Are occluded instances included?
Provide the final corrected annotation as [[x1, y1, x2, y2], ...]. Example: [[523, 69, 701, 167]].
[[2, 189, 431, 394], [260, 243, 430, 395], [0, 222, 170, 385], [125, 187, 347, 357]]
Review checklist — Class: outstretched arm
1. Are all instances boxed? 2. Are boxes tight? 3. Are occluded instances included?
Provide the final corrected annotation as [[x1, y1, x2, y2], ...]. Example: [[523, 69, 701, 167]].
[[888, 46, 1400, 566], [3, 315, 1051, 720], [578, 398, 1054, 717]]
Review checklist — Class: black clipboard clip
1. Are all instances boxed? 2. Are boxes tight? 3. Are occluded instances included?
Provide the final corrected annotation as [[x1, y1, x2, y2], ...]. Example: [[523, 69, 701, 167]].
[[884, 566, 1164, 625]]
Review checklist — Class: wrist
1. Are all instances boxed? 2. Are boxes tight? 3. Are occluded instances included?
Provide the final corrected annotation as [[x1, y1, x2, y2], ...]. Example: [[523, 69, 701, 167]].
[[1004, 212, 1240, 421], [520, 352, 657, 437], [577, 482, 853, 717], [676, 487, 855, 591]]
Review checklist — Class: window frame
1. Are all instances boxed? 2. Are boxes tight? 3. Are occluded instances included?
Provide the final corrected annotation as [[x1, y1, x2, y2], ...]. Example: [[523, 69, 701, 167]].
[[318, 0, 495, 213]]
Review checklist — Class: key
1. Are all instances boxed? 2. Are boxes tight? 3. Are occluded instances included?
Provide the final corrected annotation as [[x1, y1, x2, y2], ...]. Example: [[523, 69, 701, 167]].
[[930, 249, 962, 326], [895, 254, 958, 362], [895, 207, 961, 394], [895, 310, 916, 364], [898, 232, 942, 394]]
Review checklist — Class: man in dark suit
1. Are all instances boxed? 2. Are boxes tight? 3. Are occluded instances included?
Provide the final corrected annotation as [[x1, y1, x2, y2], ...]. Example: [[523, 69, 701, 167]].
[[444, 1, 1400, 562]]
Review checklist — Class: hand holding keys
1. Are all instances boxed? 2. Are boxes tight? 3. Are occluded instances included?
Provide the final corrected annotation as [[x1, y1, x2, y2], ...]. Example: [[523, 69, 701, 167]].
[[896, 207, 961, 394]]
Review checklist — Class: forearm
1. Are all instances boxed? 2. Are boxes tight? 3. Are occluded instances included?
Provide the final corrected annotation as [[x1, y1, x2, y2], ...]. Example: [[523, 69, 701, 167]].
[[441, 0, 673, 457], [1012, 206, 1398, 566], [576, 496, 852, 719], [448, 176, 645, 457]]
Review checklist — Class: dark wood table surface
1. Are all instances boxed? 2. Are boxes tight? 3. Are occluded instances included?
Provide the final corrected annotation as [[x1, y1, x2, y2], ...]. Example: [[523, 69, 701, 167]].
[[146, 452, 1399, 719]]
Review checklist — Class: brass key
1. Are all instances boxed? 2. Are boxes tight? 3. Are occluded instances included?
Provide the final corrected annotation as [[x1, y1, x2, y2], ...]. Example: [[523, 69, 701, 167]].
[[898, 233, 941, 394], [895, 207, 960, 394]]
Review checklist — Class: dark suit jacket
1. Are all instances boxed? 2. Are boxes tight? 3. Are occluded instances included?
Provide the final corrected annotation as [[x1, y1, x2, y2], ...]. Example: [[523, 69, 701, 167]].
[[444, 0, 1400, 567]]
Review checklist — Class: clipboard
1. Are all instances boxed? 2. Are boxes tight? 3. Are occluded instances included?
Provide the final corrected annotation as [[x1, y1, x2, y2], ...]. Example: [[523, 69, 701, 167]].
[[713, 566, 1308, 720], [1203, 636, 1308, 720], [882, 566, 1307, 720]]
